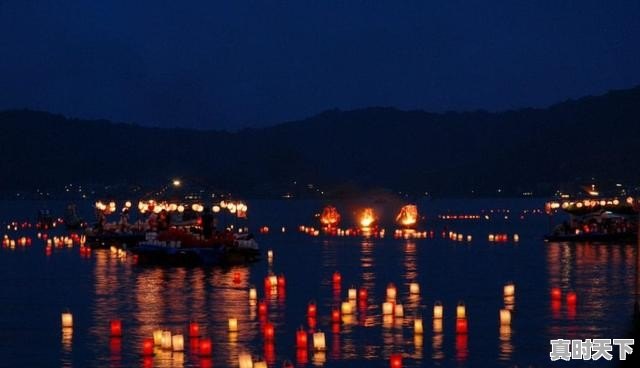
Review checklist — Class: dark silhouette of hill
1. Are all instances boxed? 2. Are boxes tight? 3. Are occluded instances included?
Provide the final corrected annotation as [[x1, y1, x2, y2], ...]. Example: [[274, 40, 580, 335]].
[[2, 85, 640, 197]]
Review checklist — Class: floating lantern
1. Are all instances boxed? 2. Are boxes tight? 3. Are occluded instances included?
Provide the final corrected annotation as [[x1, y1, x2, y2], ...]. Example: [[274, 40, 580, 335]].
[[332, 271, 341, 285], [409, 282, 420, 295], [268, 274, 278, 288], [503, 283, 515, 297], [566, 291, 577, 305], [396, 204, 418, 228], [332, 307, 342, 323], [500, 309, 511, 325], [340, 302, 353, 316], [264, 322, 275, 340], [313, 332, 326, 351], [348, 287, 357, 300], [551, 287, 561, 300], [228, 318, 238, 332], [456, 318, 468, 334], [238, 352, 253, 368], [199, 338, 212, 356], [358, 288, 368, 300], [249, 287, 257, 300], [267, 249, 273, 260], [172, 334, 184, 352], [278, 274, 286, 288], [153, 329, 164, 345], [433, 302, 443, 319], [296, 328, 308, 349], [513, 234, 520, 242], [189, 322, 200, 338], [254, 361, 267, 368], [390, 353, 402, 368], [161, 330, 172, 350], [307, 301, 317, 317], [258, 300, 267, 315], [488, 234, 495, 242], [456, 303, 466, 319], [386, 283, 397, 300], [142, 338, 154, 356], [320, 205, 341, 227], [467, 235, 472, 242], [110, 320, 122, 337], [382, 301, 394, 315], [61, 312, 73, 328], [414, 318, 423, 334], [394, 304, 404, 318]]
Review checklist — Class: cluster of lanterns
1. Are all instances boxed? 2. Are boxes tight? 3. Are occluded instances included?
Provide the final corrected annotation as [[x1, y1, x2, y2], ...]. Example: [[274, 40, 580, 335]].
[[488, 234, 519, 243], [437, 214, 482, 220], [545, 197, 634, 214], [1, 235, 32, 248], [94, 199, 250, 216], [447, 231, 473, 242], [550, 287, 578, 319], [392, 230, 433, 239]]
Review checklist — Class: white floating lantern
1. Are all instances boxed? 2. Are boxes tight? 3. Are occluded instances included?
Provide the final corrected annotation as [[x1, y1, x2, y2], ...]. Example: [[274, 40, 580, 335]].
[[467, 235, 472, 242], [414, 318, 424, 334], [238, 352, 253, 368], [503, 283, 515, 297], [457, 234, 463, 241], [513, 234, 520, 242], [500, 308, 511, 325], [171, 334, 184, 352], [161, 330, 172, 350], [61, 312, 73, 328], [489, 234, 495, 242], [409, 282, 420, 295], [382, 301, 394, 315], [394, 304, 404, 318], [433, 302, 443, 319], [386, 283, 397, 300], [267, 249, 273, 260], [153, 329, 164, 345], [228, 318, 238, 332], [456, 302, 466, 319], [249, 287, 257, 300], [313, 332, 326, 351], [348, 288, 357, 300], [341, 301, 353, 315], [254, 361, 267, 368]]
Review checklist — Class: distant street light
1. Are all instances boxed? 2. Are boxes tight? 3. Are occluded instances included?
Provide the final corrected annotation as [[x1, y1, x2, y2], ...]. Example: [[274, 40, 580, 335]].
[[172, 179, 181, 187]]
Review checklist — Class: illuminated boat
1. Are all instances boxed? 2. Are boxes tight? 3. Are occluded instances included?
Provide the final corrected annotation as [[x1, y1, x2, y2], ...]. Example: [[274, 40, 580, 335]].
[[544, 197, 638, 242], [396, 204, 418, 228], [320, 205, 341, 227], [359, 208, 376, 229]]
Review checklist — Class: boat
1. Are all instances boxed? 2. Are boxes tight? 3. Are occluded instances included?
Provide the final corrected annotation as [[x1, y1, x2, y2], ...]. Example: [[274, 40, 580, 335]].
[[130, 230, 260, 265], [544, 197, 638, 242], [64, 204, 86, 230]]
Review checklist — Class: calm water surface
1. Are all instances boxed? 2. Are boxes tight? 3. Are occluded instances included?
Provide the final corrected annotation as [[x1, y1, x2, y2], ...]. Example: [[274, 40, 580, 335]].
[[0, 199, 637, 367]]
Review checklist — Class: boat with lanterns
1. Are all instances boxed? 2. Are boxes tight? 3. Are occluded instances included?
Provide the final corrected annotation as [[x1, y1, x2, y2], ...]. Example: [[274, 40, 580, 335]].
[[544, 196, 638, 242]]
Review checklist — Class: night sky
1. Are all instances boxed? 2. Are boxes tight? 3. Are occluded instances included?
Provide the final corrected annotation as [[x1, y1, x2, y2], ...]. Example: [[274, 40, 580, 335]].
[[1, 1, 639, 130]]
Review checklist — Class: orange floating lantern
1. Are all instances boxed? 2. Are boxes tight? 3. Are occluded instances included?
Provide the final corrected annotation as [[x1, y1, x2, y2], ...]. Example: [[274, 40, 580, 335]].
[[189, 322, 200, 338], [390, 353, 402, 368], [551, 287, 562, 300], [296, 328, 308, 349], [109, 320, 122, 337], [142, 338, 154, 356], [199, 338, 212, 356]]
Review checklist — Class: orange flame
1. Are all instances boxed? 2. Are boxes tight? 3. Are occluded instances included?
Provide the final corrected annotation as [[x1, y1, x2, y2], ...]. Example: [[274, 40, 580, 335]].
[[320, 206, 341, 227], [396, 204, 418, 227], [359, 208, 376, 228]]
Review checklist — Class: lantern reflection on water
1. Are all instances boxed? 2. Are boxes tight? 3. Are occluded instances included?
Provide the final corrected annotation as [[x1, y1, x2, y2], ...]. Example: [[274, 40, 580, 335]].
[[504, 283, 515, 297], [396, 204, 418, 228], [142, 338, 154, 356], [109, 320, 122, 337], [409, 282, 420, 295], [500, 309, 511, 325], [394, 304, 404, 318], [382, 302, 394, 315], [390, 353, 403, 368], [228, 318, 238, 332], [296, 328, 308, 349], [320, 205, 341, 227], [414, 318, 424, 334]]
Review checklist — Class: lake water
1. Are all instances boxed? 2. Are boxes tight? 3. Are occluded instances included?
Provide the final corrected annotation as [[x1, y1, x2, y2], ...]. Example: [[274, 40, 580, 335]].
[[0, 199, 637, 367]]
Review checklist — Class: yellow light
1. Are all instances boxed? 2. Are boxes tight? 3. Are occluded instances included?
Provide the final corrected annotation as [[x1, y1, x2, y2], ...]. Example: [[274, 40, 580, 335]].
[[228, 318, 238, 332], [394, 304, 404, 317], [161, 330, 172, 350], [171, 334, 184, 352], [500, 309, 511, 325], [61, 312, 73, 328], [382, 302, 394, 315], [409, 282, 420, 295], [457, 303, 466, 319], [359, 208, 376, 228], [238, 352, 253, 368], [433, 302, 443, 319], [313, 332, 326, 351], [504, 283, 515, 297], [172, 179, 181, 187], [341, 301, 353, 315], [414, 318, 424, 334], [212, 205, 220, 213]]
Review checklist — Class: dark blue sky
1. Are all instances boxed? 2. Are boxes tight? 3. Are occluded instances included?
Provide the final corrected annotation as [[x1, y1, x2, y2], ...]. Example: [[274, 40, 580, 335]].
[[1, 1, 639, 130]]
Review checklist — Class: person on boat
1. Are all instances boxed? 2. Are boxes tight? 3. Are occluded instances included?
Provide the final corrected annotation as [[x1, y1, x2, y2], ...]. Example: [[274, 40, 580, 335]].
[[119, 208, 130, 233], [158, 209, 169, 231], [201, 207, 214, 239]]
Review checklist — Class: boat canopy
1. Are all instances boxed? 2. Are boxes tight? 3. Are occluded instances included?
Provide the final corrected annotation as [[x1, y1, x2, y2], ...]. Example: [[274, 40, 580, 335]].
[[545, 197, 637, 216]]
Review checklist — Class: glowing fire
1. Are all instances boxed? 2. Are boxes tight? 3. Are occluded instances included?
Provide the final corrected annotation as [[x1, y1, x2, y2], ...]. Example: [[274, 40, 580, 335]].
[[320, 206, 341, 227], [396, 204, 418, 227], [359, 208, 376, 228]]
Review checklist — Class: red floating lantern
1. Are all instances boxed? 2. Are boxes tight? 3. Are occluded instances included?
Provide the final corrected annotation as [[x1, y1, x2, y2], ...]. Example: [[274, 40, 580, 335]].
[[308, 316, 317, 330], [331, 307, 340, 323], [142, 338, 154, 356], [456, 318, 468, 334], [307, 301, 317, 317], [358, 288, 368, 300], [296, 348, 308, 365], [199, 338, 212, 356], [233, 272, 241, 283], [189, 321, 200, 338], [264, 277, 271, 290], [109, 320, 122, 337], [332, 271, 341, 285], [296, 328, 308, 349], [390, 353, 402, 368], [551, 287, 562, 300], [264, 321, 275, 340], [258, 300, 268, 315], [566, 291, 577, 305], [278, 274, 286, 288]]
